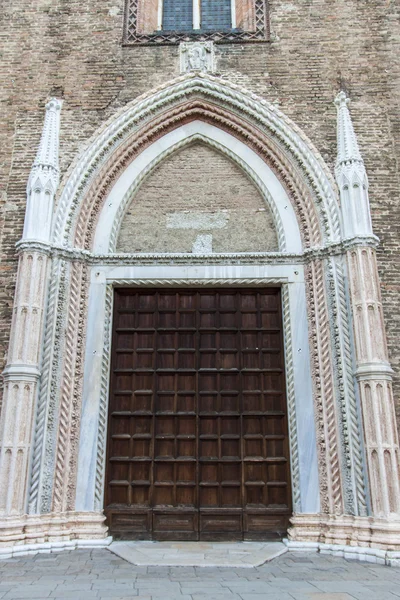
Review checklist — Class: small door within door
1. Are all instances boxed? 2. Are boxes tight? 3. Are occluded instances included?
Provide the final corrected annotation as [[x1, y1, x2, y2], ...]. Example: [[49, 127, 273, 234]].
[[105, 288, 292, 540]]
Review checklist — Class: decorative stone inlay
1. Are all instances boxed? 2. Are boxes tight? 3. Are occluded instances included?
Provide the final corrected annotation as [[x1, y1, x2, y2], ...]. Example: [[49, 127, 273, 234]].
[[180, 42, 215, 73]]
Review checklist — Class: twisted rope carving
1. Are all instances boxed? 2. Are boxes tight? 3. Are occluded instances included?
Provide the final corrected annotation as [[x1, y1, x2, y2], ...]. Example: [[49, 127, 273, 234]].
[[334, 258, 368, 515], [305, 262, 330, 513], [28, 259, 60, 513], [53, 75, 339, 249], [313, 260, 343, 514], [94, 285, 113, 510], [282, 285, 301, 511], [52, 262, 83, 512], [66, 265, 88, 511], [79, 103, 320, 251], [40, 262, 68, 514], [71, 101, 317, 251], [108, 278, 289, 287]]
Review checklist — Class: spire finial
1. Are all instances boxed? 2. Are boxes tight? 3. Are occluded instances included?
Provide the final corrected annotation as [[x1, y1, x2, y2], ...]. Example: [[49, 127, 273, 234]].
[[29, 97, 63, 192], [23, 98, 63, 242], [334, 91, 372, 238], [335, 91, 363, 167]]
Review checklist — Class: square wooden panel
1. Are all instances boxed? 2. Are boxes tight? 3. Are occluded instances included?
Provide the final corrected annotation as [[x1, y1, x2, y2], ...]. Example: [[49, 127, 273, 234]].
[[106, 288, 291, 541]]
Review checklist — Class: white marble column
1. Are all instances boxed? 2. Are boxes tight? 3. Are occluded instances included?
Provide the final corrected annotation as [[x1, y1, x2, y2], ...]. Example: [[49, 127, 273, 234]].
[[335, 92, 400, 522], [0, 99, 62, 521]]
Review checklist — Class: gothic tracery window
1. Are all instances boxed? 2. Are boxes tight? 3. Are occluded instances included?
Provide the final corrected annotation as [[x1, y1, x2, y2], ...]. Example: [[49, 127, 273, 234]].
[[124, 0, 269, 44]]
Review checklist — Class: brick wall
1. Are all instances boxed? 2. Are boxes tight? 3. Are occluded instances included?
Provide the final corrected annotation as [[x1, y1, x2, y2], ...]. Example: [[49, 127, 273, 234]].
[[0, 0, 399, 430], [117, 143, 278, 253]]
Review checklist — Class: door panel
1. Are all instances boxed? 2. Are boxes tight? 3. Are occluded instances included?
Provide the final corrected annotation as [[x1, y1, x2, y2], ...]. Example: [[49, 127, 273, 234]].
[[105, 288, 291, 540]]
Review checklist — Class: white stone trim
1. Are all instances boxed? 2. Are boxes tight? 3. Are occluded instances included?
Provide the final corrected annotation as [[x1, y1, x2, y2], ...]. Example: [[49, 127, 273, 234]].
[[231, 0, 236, 28], [0, 537, 113, 561], [284, 539, 400, 567], [93, 123, 299, 254], [24, 99, 62, 243], [75, 264, 319, 516], [52, 73, 340, 247], [193, 0, 201, 29]]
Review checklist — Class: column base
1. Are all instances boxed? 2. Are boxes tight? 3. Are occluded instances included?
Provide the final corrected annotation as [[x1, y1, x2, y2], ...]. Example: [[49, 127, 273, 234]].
[[288, 513, 400, 565], [0, 511, 110, 558]]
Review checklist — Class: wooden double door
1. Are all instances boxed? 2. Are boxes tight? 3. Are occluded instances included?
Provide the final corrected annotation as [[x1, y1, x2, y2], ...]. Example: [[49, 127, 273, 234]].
[[105, 288, 292, 540]]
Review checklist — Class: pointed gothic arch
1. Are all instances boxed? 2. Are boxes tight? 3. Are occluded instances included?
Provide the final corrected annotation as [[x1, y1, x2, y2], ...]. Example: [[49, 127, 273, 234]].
[[1, 74, 399, 555]]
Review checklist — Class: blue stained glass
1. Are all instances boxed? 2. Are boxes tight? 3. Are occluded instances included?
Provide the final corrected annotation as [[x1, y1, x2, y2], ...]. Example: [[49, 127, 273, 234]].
[[162, 0, 193, 31]]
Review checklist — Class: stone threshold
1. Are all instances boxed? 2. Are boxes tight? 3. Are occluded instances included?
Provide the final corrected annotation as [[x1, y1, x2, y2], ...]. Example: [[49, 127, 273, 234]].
[[108, 540, 287, 567]]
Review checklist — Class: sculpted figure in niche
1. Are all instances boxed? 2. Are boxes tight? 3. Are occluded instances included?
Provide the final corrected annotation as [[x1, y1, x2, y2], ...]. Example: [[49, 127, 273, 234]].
[[180, 42, 214, 73]]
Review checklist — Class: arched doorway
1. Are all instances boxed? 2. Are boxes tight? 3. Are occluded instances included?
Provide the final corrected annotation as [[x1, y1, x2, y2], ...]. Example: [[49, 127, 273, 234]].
[[2, 74, 399, 553]]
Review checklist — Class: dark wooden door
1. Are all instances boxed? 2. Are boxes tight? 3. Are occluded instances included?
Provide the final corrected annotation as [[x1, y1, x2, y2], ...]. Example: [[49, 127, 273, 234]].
[[105, 288, 292, 540]]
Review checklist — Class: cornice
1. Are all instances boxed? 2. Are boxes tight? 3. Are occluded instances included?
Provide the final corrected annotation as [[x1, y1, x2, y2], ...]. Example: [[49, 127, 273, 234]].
[[16, 235, 379, 266]]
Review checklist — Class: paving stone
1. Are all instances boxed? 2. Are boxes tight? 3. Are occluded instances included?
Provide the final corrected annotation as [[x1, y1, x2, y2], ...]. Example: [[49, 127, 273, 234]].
[[289, 594, 358, 600], [239, 594, 295, 600]]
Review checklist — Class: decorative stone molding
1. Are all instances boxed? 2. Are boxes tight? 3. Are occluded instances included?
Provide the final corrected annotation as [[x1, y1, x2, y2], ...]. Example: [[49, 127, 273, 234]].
[[76, 269, 316, 518], [334, 93, 400, 526], [15, 235, 380, 266], [0, 511, 108, 549], [106, 130, 288, 253], [52, 74, 339, 250], [347, 247, 400, 518], [289, 512, 400, 553], [284, 537, 400, 567], [335, 92, 373, 239], [3, 75, 398, 555], [0, 99, 62, 524], [180, 42, 215, 73], [24, 98, 62, 243]]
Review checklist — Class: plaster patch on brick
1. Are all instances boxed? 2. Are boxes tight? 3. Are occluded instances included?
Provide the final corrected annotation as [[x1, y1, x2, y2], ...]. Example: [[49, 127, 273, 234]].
[[192, 234, 213, 253], [166, 211, 229, 230]]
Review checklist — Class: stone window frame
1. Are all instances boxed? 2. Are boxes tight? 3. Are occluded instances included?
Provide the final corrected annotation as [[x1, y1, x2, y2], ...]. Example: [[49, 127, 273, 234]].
[[123, 0, 270, 45]]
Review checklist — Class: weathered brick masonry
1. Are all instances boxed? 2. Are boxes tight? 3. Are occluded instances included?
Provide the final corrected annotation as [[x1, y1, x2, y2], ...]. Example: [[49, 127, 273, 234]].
[[0, 0, 399, 431]]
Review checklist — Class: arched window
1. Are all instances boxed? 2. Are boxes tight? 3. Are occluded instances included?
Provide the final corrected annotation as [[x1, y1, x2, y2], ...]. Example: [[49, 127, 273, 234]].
[[125, 0, 269, 44]]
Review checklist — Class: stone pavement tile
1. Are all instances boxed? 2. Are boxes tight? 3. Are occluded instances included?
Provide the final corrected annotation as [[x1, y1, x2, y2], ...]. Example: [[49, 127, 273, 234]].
[[93, 581, 136, 589], [3, 590, 53, 599], [311, 581, 381, 594], [55, 582, 93, 591], [191, 595, 242, 600], [347, 590, 400, 600], [221, 581, 275, 593], [97, 592, 139, 599], [145, 596, 193, 600], [239, 594, 295, 600], [289, 594, 358, 600], [97, 587, 138, 596], [46, 592, 99, 599], [266, 577, 319, 592]]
